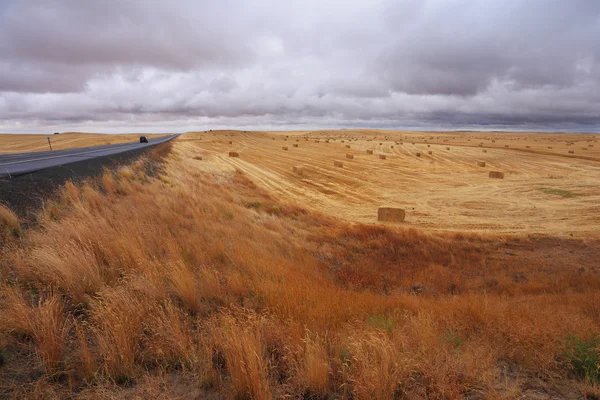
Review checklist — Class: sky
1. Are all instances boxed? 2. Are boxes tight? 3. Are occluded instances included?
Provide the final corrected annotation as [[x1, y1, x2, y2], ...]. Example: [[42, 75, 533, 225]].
[[0, 0, 599, 133]]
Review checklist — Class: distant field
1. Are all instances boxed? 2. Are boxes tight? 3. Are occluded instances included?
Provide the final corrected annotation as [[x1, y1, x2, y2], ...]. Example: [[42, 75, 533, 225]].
[[182, 129, 600, 237], [0, 132, 168, 154]]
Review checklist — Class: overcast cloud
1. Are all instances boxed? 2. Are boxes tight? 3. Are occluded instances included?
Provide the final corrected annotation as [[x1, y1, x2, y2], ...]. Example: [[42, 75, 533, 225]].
[[0, 0, 599, 133]]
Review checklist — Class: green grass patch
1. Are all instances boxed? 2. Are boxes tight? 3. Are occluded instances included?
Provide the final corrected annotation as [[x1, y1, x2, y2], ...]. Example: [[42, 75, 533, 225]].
[[367, 314, 394, 333], [564, 335, 600, 383], [246, 201, 262, 209], [441, 330, 464, 348], [539, 188, 578, 198]]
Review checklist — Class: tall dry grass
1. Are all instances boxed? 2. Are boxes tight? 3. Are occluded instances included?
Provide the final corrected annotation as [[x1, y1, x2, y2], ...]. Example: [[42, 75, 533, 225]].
[[0, 204, 20, 245], [0, 142, 598, 398]]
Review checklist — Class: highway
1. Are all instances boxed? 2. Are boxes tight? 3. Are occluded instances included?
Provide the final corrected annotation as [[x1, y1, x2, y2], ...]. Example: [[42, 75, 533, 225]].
[[0, 135, 177, 178]]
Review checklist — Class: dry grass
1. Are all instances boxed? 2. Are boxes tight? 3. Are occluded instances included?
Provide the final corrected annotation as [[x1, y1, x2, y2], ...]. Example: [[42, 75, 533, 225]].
[[0, 204, 20, 245], [0, 140, 598, 397]]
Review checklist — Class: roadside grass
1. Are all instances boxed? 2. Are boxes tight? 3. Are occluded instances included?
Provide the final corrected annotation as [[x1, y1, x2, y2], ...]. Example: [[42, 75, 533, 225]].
[[0, 141, 598, 397]]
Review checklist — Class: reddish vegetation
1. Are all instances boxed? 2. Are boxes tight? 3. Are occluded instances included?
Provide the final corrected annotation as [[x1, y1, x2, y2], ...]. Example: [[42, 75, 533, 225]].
[[0, 144, 598, 398]]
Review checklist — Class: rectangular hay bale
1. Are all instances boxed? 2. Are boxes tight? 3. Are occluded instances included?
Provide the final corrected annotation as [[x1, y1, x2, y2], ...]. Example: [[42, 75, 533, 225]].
[[334, 161, 344, 167], [366, 149, 373, 154], [489, 171, 504, 179], [346, 154, 354, 159], [377, 207, 405, 223], [293, 166, 304, 175], [477, 161, 486, 167], [378, 154, 387, 159], [228, 152, 239, 157]]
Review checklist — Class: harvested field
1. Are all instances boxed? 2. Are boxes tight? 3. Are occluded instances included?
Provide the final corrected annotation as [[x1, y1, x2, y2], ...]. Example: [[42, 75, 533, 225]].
[[0, 132, 167, 154], [184, 129, 600, 237]]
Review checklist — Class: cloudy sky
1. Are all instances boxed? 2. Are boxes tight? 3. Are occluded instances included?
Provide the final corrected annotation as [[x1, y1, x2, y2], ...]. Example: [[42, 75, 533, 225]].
[[0, 0, 599, 133]]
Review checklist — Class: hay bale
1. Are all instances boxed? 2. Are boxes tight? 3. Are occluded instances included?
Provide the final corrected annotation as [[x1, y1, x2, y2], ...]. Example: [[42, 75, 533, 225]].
[[282, 146, 288, 150], [428, 151, 433, 155], [548, 146, 553, 149], [346, 154, 354, 159], [366, 150, 373, 154], [492, 140, 496, 143], [345, 144, 351, 148], [293, 144, 299, 147], [568, 150, 574, 154], [315, 140, 320, 143], [489, 171, 504, 179], [482, 149, 487, 153], [228, 152, 239, 157], [378, 154, 387, 160], [377, 207, 405, 223], [334, 161, 344, 167], [427, 145, 431, 147], [446, 147, 450, 150], [477, 161, 486, 167], [504, 145, 509, 148], [416, 153, 421, 157], [293, 166, 304, 175], [526, 146, 530, 149]]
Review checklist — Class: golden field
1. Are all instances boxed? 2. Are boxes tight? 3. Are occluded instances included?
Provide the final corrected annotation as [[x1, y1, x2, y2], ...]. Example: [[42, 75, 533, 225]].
[[0, 130, 599, 398], [185, 129, 600, 237], [0, 132, 167, 154]]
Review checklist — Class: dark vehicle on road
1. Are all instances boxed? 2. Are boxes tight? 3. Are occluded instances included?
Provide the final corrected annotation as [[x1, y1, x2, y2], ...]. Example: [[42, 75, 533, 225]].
[[139, 136, 148, 143]]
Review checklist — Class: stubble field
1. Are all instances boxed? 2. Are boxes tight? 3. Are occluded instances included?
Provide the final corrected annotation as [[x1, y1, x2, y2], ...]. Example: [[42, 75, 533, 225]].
[[183, 129, 600, 237]]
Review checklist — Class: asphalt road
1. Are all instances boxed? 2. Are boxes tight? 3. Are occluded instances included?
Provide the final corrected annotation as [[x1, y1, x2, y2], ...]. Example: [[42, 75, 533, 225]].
[[0, 134, 177, 178]]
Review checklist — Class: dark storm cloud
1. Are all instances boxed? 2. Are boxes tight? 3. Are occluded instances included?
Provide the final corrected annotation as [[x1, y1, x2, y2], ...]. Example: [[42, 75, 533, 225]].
[[0, 0, 599, 132]]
